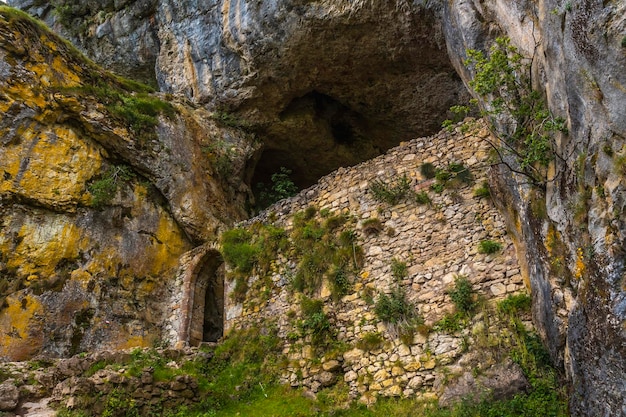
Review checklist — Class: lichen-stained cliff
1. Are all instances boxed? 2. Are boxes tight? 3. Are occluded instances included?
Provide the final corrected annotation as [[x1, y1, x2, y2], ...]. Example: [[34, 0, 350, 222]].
[[3, 0, 626, 415], [0, 7, 251, 359], [11, 0, 470, 188]]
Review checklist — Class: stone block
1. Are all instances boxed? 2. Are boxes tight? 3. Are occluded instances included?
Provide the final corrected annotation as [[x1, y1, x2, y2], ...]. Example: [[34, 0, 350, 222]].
[[0, 382, 18, 411]]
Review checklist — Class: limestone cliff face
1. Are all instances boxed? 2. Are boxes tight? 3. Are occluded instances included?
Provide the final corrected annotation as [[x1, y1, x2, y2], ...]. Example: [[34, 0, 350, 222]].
[[3, 0, 626, 415], [439, 2, 626, 415], [10, 0, 470, 188], [0, 8, 250, 359]]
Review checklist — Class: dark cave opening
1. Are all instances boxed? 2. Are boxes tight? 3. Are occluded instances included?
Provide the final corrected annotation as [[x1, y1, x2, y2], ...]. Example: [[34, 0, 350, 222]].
[[248, 91, 378, 206]]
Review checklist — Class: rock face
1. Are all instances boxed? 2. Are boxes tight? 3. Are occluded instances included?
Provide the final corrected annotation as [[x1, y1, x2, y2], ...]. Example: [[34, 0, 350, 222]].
[[10, 0, 470, 188], [439, 2, 626, 415], [0, 8, 250, 359], [0, 380, 19, 411], [3, 0, 626, 415]]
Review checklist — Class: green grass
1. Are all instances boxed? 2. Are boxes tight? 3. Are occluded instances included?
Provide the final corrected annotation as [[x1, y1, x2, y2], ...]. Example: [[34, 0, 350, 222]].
[[478, 240, 503, 254], [390, 258, 408, 280], [473, 181, 491, 198], [58, 83, 175, 141], [56, 309, 568, 417], [420, 162, 437, 179], [414, 191, 431, 205], [374, 287, 421, 326], [497, 293, 531, 314]]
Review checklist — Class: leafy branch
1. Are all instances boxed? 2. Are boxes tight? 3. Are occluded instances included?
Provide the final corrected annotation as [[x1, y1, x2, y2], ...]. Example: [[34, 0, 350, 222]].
[[449, 37, 568, 188]]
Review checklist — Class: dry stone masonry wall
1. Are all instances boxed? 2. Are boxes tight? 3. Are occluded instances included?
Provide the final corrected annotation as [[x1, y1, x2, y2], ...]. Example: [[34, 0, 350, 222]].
[[224, 122, 531, 404]]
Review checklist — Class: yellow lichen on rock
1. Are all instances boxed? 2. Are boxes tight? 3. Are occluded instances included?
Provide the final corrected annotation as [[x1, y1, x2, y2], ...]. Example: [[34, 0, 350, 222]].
[[0, 125, 103, 207], [0, 293, 44, 361], [4, 216, 84, 278]]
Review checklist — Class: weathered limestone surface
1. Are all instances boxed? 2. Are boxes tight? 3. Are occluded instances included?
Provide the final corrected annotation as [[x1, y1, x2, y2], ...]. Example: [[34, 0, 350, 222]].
[[10, 0, 470, 187], [440, 2, 626, 415], [0, 9, 249, 359], [4, 1, 626, 414]]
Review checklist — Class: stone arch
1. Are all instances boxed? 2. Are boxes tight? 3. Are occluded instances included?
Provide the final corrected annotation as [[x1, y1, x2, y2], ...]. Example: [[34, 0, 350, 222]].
[[177, 247, 225, 346]]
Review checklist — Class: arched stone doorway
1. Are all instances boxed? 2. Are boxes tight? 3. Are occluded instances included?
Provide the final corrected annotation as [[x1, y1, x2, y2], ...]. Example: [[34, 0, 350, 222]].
[[185, 250, 225, 346]]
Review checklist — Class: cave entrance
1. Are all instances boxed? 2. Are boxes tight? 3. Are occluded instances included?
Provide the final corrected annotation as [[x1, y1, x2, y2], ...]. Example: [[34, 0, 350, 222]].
[[188, 251, 224, 346]]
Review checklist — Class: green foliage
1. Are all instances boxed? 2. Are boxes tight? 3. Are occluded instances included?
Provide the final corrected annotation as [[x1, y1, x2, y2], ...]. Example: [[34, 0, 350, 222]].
[[429, 162, 473, 194], [220, 223, 289, 301], [434, 312, 465, 334], [498, 293, 532, 315], [414, 191, 431, 205], [622, 36, 626, 48], [442, 105, 471, 131], [102, 389, 140, 417], [88, 165, 135, 209], [357, 332, 384, 351], [420, 162, 437, 179], [58, 81, 175, 142], [464, 37, 567, 187], [478, 239, 502, 254], [368, 175, 411, 205], [300, 297, 334, 347], [430, 182, 445, 193], [55, 314, 567, 417], [329, 266, 351, 301], [448, 275, 477, 314], [221, 228, 259, 274], [473, 181, 491, 198], [390, 258, 408, 280], [374, 287, 420, 325], [256, 167, 299, 209], [291, 209, 362, 298]]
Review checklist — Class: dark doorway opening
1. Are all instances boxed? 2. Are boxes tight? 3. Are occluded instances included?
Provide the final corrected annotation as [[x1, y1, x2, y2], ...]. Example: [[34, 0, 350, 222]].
[[189, 252, 224, 346]]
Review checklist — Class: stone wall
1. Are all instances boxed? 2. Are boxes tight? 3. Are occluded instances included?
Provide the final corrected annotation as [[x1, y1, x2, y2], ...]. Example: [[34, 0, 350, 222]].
[[224, 122, 531, 403]]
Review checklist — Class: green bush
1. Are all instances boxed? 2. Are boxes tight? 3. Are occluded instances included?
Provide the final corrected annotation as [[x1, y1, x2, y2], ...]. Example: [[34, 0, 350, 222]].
[[498, 293, 531, 315], [448, 275, 476, 314], [430, 182, 445, 193], [221, 228, 259, 274], [329, 266, 351, 301], [300, 297, 333, 347], [368, 175, 411, 205], [88, 165, 135, 209], [256, 167, 299, 209], [478, 239, 502, 254], [420, 162, 437, 179], [390, 258, 408, 280], [473, 181, 491, 198], [414, 191, 431, 205], [374, 287, 419, 325], [434, 312, 465, 333], [464, 37, 567, 187]]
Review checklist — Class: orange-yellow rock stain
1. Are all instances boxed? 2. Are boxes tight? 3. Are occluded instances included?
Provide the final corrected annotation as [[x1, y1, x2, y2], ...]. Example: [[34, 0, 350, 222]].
[[0, 293, 44, 360]]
